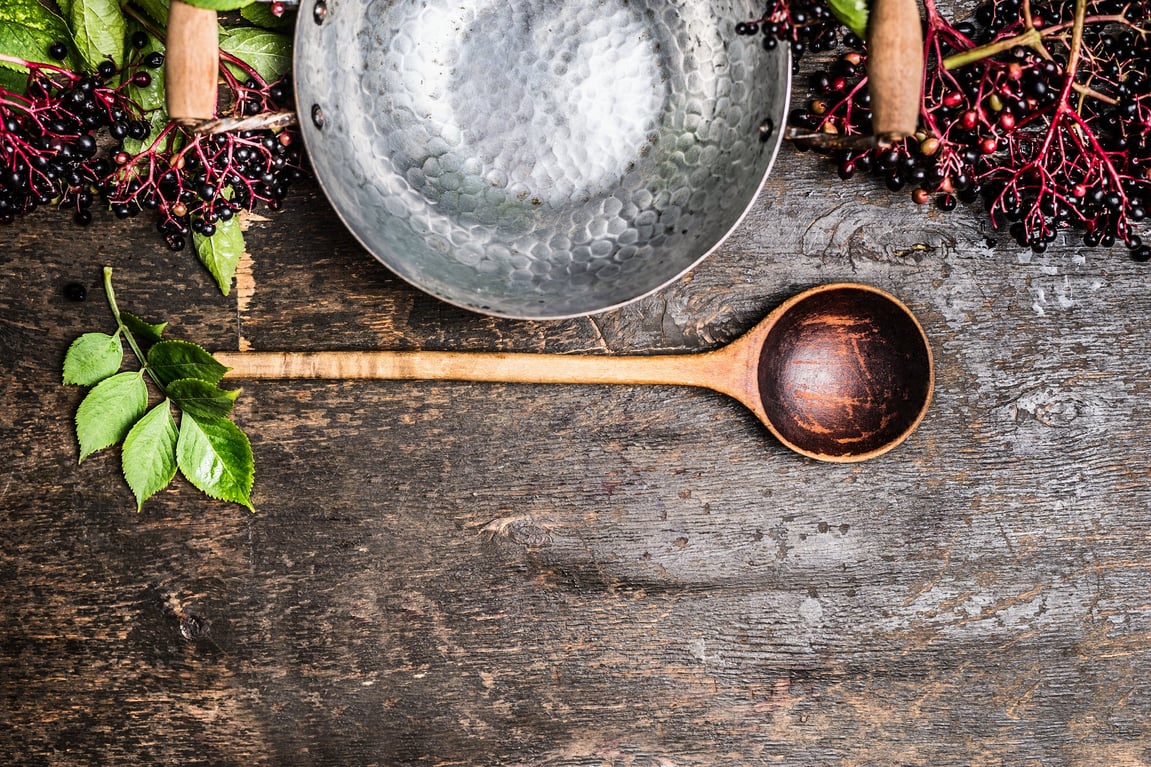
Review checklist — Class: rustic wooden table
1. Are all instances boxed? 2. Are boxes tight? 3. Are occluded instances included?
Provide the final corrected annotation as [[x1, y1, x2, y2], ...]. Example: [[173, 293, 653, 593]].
[[4, 29, 1151, 765]]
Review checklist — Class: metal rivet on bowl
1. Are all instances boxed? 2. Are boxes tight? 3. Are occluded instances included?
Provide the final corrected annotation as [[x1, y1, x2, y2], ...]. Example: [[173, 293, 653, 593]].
[[758, 118, 775, 141], [313, 0, 327, 24], [311, 104, 325, 130]]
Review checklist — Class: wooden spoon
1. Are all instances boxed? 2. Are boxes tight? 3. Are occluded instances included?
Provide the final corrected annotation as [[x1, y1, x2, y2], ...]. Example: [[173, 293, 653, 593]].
[[216, 283, 934, 462]]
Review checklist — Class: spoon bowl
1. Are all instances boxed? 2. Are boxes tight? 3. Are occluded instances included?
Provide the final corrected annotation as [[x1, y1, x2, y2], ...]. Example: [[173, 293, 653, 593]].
[[752, 284, 934, 461], [217, 283, 934, 461]]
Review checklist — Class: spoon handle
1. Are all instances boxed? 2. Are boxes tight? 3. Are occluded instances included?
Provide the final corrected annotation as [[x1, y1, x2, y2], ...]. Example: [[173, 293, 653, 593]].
[[215, 349, 726, 391]]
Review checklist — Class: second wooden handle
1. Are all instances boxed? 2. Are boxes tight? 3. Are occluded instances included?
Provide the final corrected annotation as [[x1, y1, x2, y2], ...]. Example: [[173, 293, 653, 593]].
[[867, 0, 924, 139], [165, 0, 219, 124]]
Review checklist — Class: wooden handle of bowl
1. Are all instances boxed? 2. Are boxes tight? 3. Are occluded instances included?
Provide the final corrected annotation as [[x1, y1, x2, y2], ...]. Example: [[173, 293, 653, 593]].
[[165, 0, 219, 125], [866, 0, 924, 140]]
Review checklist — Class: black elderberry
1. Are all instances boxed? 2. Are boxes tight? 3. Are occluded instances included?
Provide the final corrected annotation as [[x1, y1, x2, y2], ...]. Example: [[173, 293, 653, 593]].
[[1010, 223, 1027, 245], [143, 51, 165, 69], [937, 194, 958, 211], [268, 83, 290, 105], [63, 282, 87, 301], [97, 60, 117, 79], [74, 134, 97, 157], [48, 41, 68, 60], [131, 30, 150, 49]]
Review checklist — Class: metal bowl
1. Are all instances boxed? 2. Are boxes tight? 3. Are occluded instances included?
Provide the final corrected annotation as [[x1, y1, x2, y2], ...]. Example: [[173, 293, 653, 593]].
[[295, 0, 791, 319]]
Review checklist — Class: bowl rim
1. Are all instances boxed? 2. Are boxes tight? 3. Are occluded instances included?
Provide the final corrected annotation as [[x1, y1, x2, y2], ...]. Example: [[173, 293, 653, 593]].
[[293, 7, 793, 320]]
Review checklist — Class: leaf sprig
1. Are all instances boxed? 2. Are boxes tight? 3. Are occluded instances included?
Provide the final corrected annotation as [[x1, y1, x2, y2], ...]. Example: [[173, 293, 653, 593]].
[[64, 267, 255, 511]]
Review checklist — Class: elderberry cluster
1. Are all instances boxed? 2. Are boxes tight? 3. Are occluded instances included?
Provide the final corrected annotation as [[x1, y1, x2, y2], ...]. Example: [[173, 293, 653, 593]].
[[0, 38, 308, 251], [104, 70, 305, 252], [785, 0, 1151, 261], [0, 53, 152, 226], [736, 0, 855, 61]]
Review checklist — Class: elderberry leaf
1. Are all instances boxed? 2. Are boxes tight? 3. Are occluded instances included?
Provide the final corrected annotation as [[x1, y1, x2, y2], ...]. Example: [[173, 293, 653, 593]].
[[147, 339, 229, 386], [176, 414, 254, 511], [75, 371, 148, 462], [176, 0, 257, 11], [193, 203, 245, 295], [123, 29, 165, 113], [827, 0, 868, 39], [121, 311, 167, 345], [127, 0, 169, 26], [167, 377, 241, 420], [0, 0, 82, 73], [121, 399, 178, 510], [69, 0, 126, 71], [63, 331, 123, 386], [219, 27, 291, 84], [240, 3, 294, 29]]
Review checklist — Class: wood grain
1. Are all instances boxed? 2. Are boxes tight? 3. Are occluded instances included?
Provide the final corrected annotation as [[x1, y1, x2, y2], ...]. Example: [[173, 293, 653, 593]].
[[165, 2, 220, 124], [3, 19, 1151, 765]]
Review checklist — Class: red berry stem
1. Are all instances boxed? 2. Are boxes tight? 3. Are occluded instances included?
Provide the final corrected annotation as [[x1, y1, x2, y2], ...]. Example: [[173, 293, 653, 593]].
[[780, 0, 1151, 259]]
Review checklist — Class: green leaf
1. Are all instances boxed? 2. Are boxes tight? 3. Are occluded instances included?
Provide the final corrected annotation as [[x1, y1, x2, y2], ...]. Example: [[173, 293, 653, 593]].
[[122, 399, 178, 510], [121, 311, 167, 345], [122, 29, 165, 112], [0, 68, 28, 92], [240, 2, 294, 29], [177, 0, 256, 10], [177, 414, 254, 510], [75, 371, 148, 461], [219, 27, 291, 83], [69, 0, 126, 70], [0, 0, 82, 73], [127, 0, 169, 26], [827, 0, 869, 38], [147, 339, 230, 386], [193, 202, 246, 295], [63, 331, 123, 385], [167, 377, 240, 420]]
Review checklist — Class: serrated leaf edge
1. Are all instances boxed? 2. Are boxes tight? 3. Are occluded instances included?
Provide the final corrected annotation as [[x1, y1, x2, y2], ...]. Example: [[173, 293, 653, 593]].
[[167, 377, 242, 419], [62, 331, 123, 386], [121, 399, 178, 511], [147, 339, 232, 384], [75, 370, 149, 462], [176, 414, 255, 511]]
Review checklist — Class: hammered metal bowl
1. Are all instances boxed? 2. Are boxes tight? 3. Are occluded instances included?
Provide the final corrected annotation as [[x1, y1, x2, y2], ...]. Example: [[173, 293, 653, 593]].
[[295, 0, 790, 319]]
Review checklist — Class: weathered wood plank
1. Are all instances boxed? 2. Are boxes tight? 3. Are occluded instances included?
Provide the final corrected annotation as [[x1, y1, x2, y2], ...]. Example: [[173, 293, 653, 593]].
[[3, 28, 1151, 766]]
